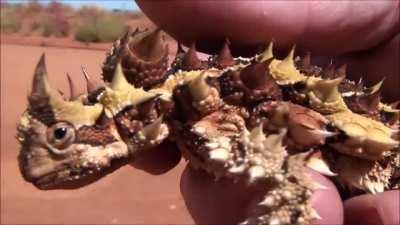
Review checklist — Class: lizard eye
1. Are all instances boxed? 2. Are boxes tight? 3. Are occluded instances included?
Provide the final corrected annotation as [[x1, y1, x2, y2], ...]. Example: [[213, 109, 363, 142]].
[[46, 122, 76, 149]]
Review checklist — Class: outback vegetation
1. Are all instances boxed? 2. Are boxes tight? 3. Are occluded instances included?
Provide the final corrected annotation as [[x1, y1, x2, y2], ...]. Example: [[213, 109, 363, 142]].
[[0, 0, 147, 42]]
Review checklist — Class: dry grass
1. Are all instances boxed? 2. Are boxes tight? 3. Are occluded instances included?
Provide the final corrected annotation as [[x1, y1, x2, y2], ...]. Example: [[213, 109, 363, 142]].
[[0, 1, 148, 42]]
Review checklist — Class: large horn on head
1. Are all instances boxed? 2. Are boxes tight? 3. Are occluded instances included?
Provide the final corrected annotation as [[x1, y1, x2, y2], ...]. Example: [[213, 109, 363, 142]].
[[30, 54, 58, 101], [29, 54, 102, 126]]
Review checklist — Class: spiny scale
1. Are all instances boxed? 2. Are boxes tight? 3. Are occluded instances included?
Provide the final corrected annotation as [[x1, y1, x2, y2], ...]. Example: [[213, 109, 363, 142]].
[[18, 27, 400, 225], [102, 28, 169, 89], [181, 42, 203, 71], [213, 38, 235, 69]]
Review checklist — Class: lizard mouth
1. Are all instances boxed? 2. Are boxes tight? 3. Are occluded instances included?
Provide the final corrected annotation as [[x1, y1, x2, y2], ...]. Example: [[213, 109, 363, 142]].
[[20, 155, 133, 190]]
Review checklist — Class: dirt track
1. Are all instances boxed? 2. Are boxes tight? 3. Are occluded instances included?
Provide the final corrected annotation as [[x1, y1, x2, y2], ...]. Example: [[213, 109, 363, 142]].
[[0, 44, 194, 224]]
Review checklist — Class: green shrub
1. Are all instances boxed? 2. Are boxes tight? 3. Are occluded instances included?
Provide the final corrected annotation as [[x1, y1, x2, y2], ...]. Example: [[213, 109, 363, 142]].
[[23, 0, 43, 15], [74, 14, 126, 43], [1, 7, 22, 34], [95, 15, 125, 42], [40, 14, 70, 37], [74, 24, 99, 42]]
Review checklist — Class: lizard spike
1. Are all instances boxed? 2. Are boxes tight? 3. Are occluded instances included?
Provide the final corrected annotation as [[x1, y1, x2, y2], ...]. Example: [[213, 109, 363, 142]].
[[110, 62, 131, 91], [336, 64, 347, 78], [311, 76, 344, 102], [248, 165, 266, 182], [276, 45, 296, 71], [249, 124, 266, 143], [345, 80, 383, 113], [31, 53, 51, 97], [81, 65, 98, 93], [322, 61, 336, 79], [258, 195, 275, 207], [264, 128, 287, 150], [306, 154, 337, 176], [29, 54, 63, 104], [259, 41, 274, 62], [30, 54, 103, 126], [188, 72, 211, 101], [121, 27, 135, 43], [365, 181, 384, 194], [215, 38, 235, 68], [300, 52, 311, 70], [141, 115, 163, 140], [366, 78, 385, 94], [309, 129, 337, 138], [176, 42, 185, 55], [240, 59, 274, 90], [209, 148, 230, 162], [362, 88, 381, 111], [66, 73, 79, 101], [131, 28, 165, 61], [181, 42, 203, 71]]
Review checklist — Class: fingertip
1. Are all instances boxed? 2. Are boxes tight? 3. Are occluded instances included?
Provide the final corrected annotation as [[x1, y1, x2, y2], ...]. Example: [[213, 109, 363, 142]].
[[180, 166, 344, 225], [308, 169, 344, 225], [137, 0, 399, 56], [344, 190, 400, 225], [336, 34, 400, 101]]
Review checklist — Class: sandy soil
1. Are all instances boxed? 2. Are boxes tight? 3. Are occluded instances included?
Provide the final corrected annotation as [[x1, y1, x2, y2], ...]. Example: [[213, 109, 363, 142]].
[[1, 35, 113, 51], [0, 44, 194, 224]]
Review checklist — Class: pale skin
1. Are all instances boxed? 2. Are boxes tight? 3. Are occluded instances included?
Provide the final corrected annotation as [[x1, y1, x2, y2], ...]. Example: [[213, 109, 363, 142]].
[[134, 1, 399, 225]]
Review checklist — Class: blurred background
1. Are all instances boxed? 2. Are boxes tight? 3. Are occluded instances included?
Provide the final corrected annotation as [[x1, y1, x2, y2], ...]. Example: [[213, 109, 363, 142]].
[[1, 1, 192, 224]]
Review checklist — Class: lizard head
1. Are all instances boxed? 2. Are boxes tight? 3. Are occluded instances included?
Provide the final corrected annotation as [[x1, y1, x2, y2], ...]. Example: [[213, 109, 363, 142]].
[[17, 55, 168, 189]]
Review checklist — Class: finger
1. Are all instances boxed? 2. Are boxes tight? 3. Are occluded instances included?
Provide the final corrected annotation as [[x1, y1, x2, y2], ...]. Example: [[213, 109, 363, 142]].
[[335, 33, 399, 101], [137, 0, 399, 55], [130, 141, 182, 175], [344, 190, 400, 225], [308, 169, 344, 225], [180, 166, 343, 225]]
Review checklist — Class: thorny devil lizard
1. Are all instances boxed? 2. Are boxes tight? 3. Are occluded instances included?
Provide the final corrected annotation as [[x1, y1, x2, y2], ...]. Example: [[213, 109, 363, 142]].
[[16, 28, 400, 225]]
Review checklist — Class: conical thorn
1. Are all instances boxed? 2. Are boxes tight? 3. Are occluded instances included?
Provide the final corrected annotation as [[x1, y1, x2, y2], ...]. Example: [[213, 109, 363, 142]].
[[367, 78, 385, 94], [336, 64, 347, 78], [182, 42, 202, 71], [248, 166, 266, 182], [31, 53, 50, 95], [259, 41, 274, 62], [250, 124, 266, 143], [306, 156, 337, 176], [188, 72, 211, 101], [240, 59, 274, 90], [215, 38, 235, 68], [277, 45, 296, 71], [209, 148, 230, 162], [131, 28, 167, 61], [141, 115, 164, 140], [110, 62, 130, 91], [176, 42, 185, 55], [309, 129, 337, 138], [81, 65, 98, 93], [300, 52, 311, 70], [66, 73, 79, 101], [322, 61, 336, 79]]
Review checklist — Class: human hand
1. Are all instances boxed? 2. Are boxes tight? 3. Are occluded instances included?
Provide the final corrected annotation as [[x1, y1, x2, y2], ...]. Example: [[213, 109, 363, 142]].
[[135, 1, 400, 225], [137, 0, 399, 101]]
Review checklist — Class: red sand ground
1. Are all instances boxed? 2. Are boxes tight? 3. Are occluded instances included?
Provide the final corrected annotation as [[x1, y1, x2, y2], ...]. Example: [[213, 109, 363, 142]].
[[0, 43, 195, 224]]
